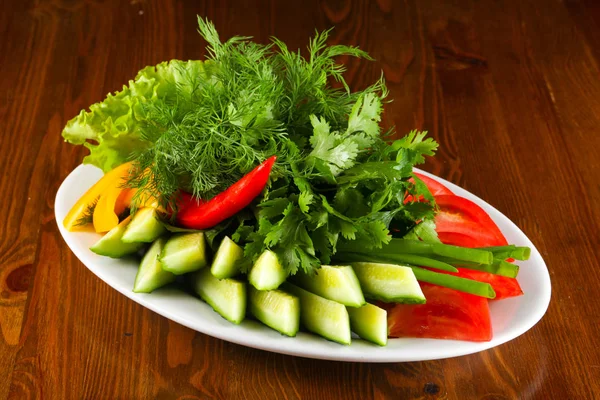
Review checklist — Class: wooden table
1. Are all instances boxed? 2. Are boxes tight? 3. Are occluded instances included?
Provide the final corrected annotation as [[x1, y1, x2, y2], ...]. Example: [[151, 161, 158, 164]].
[[2, 0, 599, 398]]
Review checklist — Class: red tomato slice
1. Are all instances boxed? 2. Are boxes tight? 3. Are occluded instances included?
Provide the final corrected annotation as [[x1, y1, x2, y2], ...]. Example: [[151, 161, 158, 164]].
[[453, 268, 523, 300], [438, 231, 488, 248], [413, 172, 454, 196], [434, 194, 508, 247], [405, 172, 453, 203], [387, 283, 492, 341]]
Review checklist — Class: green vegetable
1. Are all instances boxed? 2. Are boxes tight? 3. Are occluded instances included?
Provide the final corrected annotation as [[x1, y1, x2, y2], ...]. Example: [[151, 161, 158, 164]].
[[336, 252, 498, 298], [62, 60, 207, 172], [160, 232, 208, 275], [480, 245, 531, 261], [436, 257, 520, 278], [133, 237, 176, 293], [62, 17, 439, 276], [351, 262, 426, 303], [292, 265, 365, 307], [282, 282, 351, 345], [191, 268, 247, 324], [248, 250, 288, 290], [338, 238, 493, 265], [347, 303, 388, 346], [248, 287, 300, 337], [410, 267, 496, 299], [122, 208, 166, 243], [89, 216, 144, 258], [210, 236, 244, 279]]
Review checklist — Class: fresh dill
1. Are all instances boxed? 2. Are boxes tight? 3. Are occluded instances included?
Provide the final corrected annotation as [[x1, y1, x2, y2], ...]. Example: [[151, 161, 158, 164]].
[[74, 196, 99, 227]]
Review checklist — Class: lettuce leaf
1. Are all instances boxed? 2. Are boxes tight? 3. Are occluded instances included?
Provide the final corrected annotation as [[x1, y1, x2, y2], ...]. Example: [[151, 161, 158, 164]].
[[61, 60, 208, 172]]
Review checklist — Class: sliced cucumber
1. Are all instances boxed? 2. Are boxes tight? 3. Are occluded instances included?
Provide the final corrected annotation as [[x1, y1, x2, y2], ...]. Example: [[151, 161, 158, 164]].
[[121, 208, 166, 243], [248, 286, 300, 337], [347, 303, 388, 346], [281, 282, 351, 345], [293, 265, 365, 307], [248, 250, 287, 290], [160, 232, 207, 275], [211, 236, 244, 279], [351, 262, 426, 304], [133, 237, 175, 293], [191, 268, 246, 324], [90, 216, 144, 258]]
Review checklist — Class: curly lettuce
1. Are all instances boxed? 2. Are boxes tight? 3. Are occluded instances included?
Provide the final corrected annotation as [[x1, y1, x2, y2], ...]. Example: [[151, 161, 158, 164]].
[[61, 60, 208, 172]]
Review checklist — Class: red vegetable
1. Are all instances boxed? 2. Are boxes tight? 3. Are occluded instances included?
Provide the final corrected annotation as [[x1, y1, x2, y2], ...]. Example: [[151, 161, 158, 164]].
[[434, 194, 508, 247], [405, 172, 453, 203], [438, 231, 487, 248], [176, 156, 276, 229], [387, 283, 492, 342], [413, 172, 454, 196]]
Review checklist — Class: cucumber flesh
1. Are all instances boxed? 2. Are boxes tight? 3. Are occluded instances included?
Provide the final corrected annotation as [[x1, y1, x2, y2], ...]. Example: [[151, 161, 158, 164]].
[[351, 262, 425, 304], [347, 303, 388, 346], [133, 237, 175, 293], [121, 208, 166, 243], [293, 265, 365, 307], [191, 268, 246, 324], [248, 250, 287, 290], [160, 232, 207, 275], [281, 282, 351, 345], [211, 236, 244, 279], [248, 286, 300, 337], [90, 216, 144, 258]]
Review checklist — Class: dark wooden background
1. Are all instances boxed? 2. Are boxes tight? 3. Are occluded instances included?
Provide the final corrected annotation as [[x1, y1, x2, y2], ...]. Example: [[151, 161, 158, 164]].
[[1, 0, 599, 398]]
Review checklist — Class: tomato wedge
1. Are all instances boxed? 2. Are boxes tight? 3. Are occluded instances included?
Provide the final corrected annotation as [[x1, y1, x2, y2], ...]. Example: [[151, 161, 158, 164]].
[[387, 283, 492, 341], [413, 172, 454, 196], [405, 172, 453, 203], [434, 194, 508, 247], [438, 231, 488, 248]]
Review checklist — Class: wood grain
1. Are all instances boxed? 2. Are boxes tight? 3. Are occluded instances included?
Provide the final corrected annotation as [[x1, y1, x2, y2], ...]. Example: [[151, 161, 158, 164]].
[[1, 0, 599, 398]]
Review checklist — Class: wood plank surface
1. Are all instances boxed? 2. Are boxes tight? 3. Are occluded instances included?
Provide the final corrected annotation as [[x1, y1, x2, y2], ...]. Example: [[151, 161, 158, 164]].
[[1, 0, 599, 398]]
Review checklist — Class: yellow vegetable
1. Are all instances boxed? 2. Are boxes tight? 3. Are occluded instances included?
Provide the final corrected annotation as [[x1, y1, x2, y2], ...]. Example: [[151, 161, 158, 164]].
[[93, 168, 137, 233], [63, 162, 134, 232]]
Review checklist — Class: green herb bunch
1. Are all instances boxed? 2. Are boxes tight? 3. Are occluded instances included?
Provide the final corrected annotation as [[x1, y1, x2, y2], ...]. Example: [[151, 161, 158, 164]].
[[62, 17, 439, 275]]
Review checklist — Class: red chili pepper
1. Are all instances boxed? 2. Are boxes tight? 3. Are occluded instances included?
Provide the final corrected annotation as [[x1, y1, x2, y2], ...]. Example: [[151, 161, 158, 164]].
[[176, 156, 277, 229]]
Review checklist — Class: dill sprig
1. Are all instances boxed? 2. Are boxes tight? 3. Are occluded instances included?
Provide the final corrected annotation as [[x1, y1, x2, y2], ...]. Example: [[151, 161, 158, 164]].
[[74, 196, 99, 227], [126, 18, 383, 210]]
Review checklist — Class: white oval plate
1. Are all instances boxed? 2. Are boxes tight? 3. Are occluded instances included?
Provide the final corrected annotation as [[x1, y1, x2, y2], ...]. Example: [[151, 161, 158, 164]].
[[55, 164, 551, 362]]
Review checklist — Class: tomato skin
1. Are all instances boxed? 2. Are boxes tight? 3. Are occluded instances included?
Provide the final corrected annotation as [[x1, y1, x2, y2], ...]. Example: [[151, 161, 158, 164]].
[[434, 194, 508, 247], [387, 283, 492, 341], [412, 172, 454, 196], [438, 231, 488, 248]]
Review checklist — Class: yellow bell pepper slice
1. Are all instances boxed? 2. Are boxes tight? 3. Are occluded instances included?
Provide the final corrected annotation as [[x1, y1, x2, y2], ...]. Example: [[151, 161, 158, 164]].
[[93, 169, 137, 233], [63, 162, 134, 232]]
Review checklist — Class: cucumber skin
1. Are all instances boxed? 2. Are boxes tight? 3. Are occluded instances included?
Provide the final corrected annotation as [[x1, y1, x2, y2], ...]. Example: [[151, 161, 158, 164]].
[[133, 237, 175, 293], [282, 282, 351, 345], [248, 286, 300, 337], [192, 268, 247, 324], [90, 216, 144, 258], [347, 303, 388, 346]]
